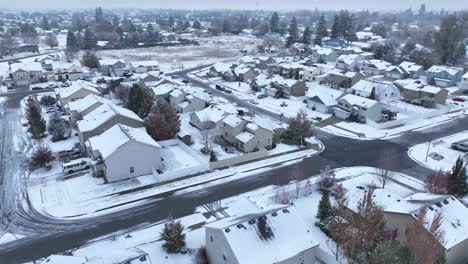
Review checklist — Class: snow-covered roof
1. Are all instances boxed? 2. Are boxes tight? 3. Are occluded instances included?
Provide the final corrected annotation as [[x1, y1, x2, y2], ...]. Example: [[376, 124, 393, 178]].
[[399, 61, 423, 73], [428, 65, 463, 76], [55, 80, 100, 99], [77, 103, 143, 133], [236, 131, 255, 143], [337, 54, 362, 65], [130, 60, 159, 68], [307, 86, 344, 106], [270, 76, 301, 87], [211, 62, 231, 73], [88, 124, 160, 159], [194, 106, 227, 123], [395, 79, 444, 95], [364, 59, 391, 70], [151, 83, 176, 96], [206, 206, 319, 264], [463, 72, 468, 79], [386, 65, 405, 74], [222, 114, 244, 128], [67, 94, 109, 114], [139, 71, 160, 80], [339, 93, 378, 108], [10, 62, 42, 72], [52, 61, 81, 71], [233, 65, 253, 76], [252, 73, 271, 87], [352, 79, 396, 95], [40, 255, 87, 264], [98, 59, 125, 66]]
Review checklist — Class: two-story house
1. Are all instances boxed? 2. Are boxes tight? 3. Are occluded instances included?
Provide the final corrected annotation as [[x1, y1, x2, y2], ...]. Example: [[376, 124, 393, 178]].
[[169, 87, 210, 113], [395, 79, 448, 108], [335, 94, 383, 122], [98, 59, 127, 77], [426, 65, 464, 88], [221, 115, 273, 153], [10, 62, 43, 86], [361, 59, 391, 76], [130, 60, 160, 74], [352, 79, 400, 102], [51, 61, 83, 81]]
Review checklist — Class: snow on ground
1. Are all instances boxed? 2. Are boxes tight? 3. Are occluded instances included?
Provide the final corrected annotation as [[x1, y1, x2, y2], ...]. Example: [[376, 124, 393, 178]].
[[28, 147, 320, 219], [0, 232, 25, 245], [409, 131, 468, 171], [54, 167, 421, 264], [160, 144, 204, 172]]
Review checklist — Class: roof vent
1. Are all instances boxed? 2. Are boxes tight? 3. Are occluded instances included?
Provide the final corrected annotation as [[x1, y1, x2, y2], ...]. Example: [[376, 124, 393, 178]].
[[272, 212, 278, 217], [435, 202, 442, 208], [282, 209, 290, 213], [237, 224, 246, 229], [397, 199, 401, 202], [248, 219, 256, 225], [428, 206, 434, 211], [387, 195, 391, 197], [225, 228, 230, 233], [443, 199, 449, 205]]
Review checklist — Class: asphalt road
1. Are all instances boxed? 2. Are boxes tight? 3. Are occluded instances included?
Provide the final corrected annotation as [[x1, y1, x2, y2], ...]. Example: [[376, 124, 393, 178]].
[[1, 76, 468, 263]]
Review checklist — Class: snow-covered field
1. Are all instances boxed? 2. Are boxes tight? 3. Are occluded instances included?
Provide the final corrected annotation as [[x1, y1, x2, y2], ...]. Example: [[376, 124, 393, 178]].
[[409, 131, 468, 171], [42, 167, 423, 264]]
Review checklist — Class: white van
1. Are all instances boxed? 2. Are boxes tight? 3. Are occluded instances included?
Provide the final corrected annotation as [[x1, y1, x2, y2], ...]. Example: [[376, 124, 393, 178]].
[[62, 158, 92, 174]]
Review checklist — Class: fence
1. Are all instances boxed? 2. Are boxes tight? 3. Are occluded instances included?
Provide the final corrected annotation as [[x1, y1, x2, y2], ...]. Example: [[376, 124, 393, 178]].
[[367, 107, 451, 130], [209, 148, 268, 170]]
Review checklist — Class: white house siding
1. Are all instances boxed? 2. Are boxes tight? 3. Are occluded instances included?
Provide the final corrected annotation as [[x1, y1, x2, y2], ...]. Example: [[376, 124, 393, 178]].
[[206, 228, 239, 264], [307, 100, 330, 114], [104, 142, 160, 182], [364, 103, 384, 122]]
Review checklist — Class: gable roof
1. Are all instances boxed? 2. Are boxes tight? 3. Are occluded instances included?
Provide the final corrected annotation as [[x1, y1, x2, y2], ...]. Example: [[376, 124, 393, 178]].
[[339, 93, 378, 108], [307, 86, 344, 106], [67, 94, 110, 114], [88, 124, 160, 159], [10, 62, 42, 72], [130, 60, 159, 68], [206, 206, 319, 264], [428, 65, 463, 76], [399, 61, 423, 73], [77, 103, 143, 133], [56, 80, 100, 99]]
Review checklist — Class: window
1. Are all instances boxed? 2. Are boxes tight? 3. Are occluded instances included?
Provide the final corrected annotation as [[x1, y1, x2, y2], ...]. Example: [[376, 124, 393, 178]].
[[223, 254, 227, 261], [210, 236, 214, 242], [130, 166, 135, 173]]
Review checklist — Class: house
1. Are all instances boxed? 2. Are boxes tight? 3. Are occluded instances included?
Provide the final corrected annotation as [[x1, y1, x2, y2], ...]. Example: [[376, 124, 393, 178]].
[[361, 59, 391, 76], [352, 79, 400, 102], [10, 62, 43, 86], [395, 79, 448, 107], [86, 124, 161, 182], [278, 62, 304, 78], [238, 56, 257, 67], [266, 77, 306, 98], [98, 59, 127, 77], [221, 115, 273, 153], [40, 255, 87, 264], [51, 61, 83, 81], [398, 61, 425, 79], [256, 56, 276, 69], [130, 60, 160, 73], [232, 65, 256, 82], [209, 62, 232, 78], [300, 65, 322, 82], [311, 46, 338, 63], [139, 71, 160, 83], [336, 54, 362, 71], [250, 74, 271, 92], [321, 70, 365, 89], [306, 86, 345, 114], [77, 103, 144, 146], [335, 94, 383, 122], [169, 86, 210, 113], [66, 94, 110, 123], [345, 186, 468, 264], [190, 106, 229, 130], [55, 80, 101, 105], [426, 65, 464, 88], [149, 83, 177, 101], [205, 206, 320, 264], [462, 72, 468, 90]]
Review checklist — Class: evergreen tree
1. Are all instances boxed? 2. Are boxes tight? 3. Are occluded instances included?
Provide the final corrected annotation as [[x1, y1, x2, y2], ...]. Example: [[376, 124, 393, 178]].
[[95, 7, 103, 22], [126, 84, 143, 114], [66, 31, 79, 53], [209, 150, 218, 162], [83, 28, 97, 50], [48, 111, 67, 142], [302, 26, 311, 45], [450, 157, 468, 197], [168, 16, 175, 28], [316, 190, 333, 230], [286, 17, 299, 48], [81, 50, 99, 68], [314, 14, 328, 46], [183, 21, 191, 30], [26, 99, 46, 139], [331, 14, 340, 39], [41, 17, 50, 30], [278, 21, 287, 36], [434, 14, 467, 65], [193, 20, 201, 29], [160, 218, 186, 253], [270, 12, 279, 33]]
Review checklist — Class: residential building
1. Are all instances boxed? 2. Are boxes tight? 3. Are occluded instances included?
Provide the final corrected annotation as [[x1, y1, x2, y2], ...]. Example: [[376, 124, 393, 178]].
[[66, 94, 110, 123], [361, 59, 391, 76], [130, 60, 160, 73], [98, 59, 127, 77], [426, 65, 464, 88], [462, 72, 468, 90], [190, 106, 229, 130], [221, 115, 273, 153], [398, 61, 425, 79], [10, 62, 43, 86], [335, 94, 383, 122], [300, 65, 322, 82], [86, 124, 161, 182], [321, 70, 365, 89], [232, 65, 256, 82], [307, 86, 345, 114], [311, 46, 338, 63], [55, 80, 101, 105], [169, 86, 210, 113], [395, 80, 448, 107], [205, 206, 320, 264], [352, 79, 400, 102], [209, 62, 232, 78], [265, 77, 306, 98], [77, 103, 144, 146], [336, 54, 362, 71], [51, 61, 83, 81]]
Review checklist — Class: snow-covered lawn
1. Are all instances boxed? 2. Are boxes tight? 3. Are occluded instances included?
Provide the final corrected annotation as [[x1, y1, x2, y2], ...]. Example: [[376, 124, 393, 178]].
[[408, 131, 468, 171], [160, 144, 204, 172], [0, 232, 25, 246], [48, 166, 423, 264]]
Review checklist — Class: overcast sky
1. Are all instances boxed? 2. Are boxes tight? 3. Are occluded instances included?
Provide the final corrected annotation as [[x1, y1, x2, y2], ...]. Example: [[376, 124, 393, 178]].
[[2, 0, 466, 11]]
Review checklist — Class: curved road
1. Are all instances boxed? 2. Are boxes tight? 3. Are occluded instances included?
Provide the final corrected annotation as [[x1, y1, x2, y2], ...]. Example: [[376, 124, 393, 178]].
[[0, 79, 467, 263]]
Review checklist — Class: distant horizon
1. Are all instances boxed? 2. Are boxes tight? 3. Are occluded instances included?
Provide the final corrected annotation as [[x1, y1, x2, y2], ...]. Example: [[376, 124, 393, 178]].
[[2, 0, 467, 12]]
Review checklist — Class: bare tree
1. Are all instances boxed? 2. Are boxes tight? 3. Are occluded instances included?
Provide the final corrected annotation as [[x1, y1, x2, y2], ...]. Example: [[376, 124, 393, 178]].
[[291, 163, 305, 198], [328, 185, 348, 261], [425, 170, 451, 194], [44, 33, 59, 49], [320, 166, 336, 191], [201, 124, 215, 153], [376, 148, 399, 189], [406, 206, 445, 264]]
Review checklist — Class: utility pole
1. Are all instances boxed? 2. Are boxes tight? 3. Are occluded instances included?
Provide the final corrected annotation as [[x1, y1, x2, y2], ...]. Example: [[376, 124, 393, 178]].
[[425, 140, 432, 162]]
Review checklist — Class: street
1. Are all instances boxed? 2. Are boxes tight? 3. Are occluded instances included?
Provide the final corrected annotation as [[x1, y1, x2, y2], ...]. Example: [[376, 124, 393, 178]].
[[0, 74, 467, 263]]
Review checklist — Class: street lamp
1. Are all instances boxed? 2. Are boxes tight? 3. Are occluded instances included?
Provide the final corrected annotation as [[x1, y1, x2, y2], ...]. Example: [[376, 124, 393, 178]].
[[425, 140, 432, 162]]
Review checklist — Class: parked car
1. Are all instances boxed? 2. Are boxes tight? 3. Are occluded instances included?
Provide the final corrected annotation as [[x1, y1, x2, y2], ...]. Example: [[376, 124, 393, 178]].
[[451, 142, 468, 152], [182, 79, 190, 84], [249, 99, 259, 105], [31, 87, 43, 91], [123, 72, 133, 78], [257, 94, 268, 99], [453, 98, 465, 102], [60, 82, 70, 87], [62, 158, 92, 174], [280, 102, 288, 107], [224, 89, 233, 94], [47, 83, 58, 88], [215, 85, 225, 91]]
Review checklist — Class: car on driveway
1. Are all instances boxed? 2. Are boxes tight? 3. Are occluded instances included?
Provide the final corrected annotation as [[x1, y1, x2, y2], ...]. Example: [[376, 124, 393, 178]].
[[215, 85, 225, 91], [451, 142, 468, 152], [249, 100, 259, 105], [31, 87, 43, 91], [257, 94, 268, 99], [453, 97, 465, 102], [182, 79, 190, 84], [62, 158, 92, 174], [224, 89, 233, 94]]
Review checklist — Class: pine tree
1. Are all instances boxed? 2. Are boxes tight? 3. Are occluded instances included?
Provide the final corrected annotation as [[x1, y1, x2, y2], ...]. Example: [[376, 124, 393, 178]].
[[209, 150, 218, 162], [331, 14, 340, 39], [48, 112, 68, 142], [449, 157, 468, 197], [126, 84, 143, 114], [26, 99, 46, 139], [286, 17, 299, 48], [95, 7, 103, 22], [83, 28, 97, 50], [270, 12, 279, 33], [160, 218, 186, 253], [316, 190, 333, 230], [314, 14, 328, 46], [168, 16, 175, 28], [81, 50, 99, 68], [193, 20, 201, 29], [302, 26, 311, 45], [66, 31, 79, 53], [41, 17, 50, 30], [138, 88, 154, 118]]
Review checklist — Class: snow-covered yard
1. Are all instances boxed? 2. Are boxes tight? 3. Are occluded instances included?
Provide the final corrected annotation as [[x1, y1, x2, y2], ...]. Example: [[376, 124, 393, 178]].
[[409, 131, 468, 171]]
